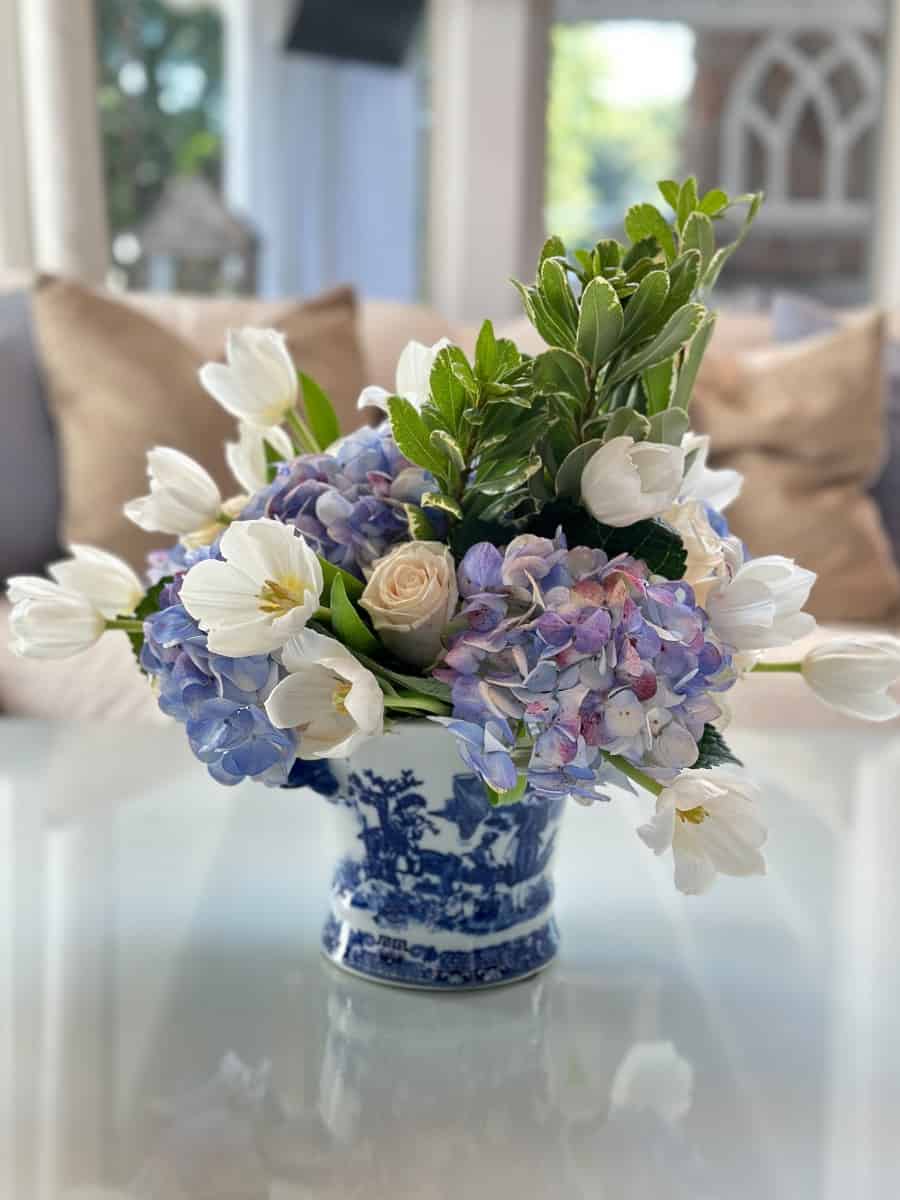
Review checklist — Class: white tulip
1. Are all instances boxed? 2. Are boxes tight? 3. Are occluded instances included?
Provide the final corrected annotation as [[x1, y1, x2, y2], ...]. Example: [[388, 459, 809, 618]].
[[581, 436, 684, 528], [360, 541, 458, 668], [180, 518, 323, 656], [225, 424, 295, 495], [199, 327, 299, 431], [609, 1041, 694, 1124], [124, 447, 223, 539], [637, 770, 766, 895], [6, 577, 106, 660], [679, 432, 743, 512], [660, 500, 744, 606], [47, 545, 143, 619], [801, 636, 900, 722], [706, 555, 816, 651], [265, 629, 384, 758], [357, 337, 452, 415]]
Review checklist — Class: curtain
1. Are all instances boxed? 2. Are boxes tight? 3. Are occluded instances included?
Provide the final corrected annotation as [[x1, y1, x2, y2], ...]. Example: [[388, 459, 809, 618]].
[[0, 0, 108, 282]]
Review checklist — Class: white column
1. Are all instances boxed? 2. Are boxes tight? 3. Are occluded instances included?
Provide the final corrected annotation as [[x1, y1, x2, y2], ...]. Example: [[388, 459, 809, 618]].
[[876, 0, 900, 307], [427, 0, 551, 323], [0, 0, 33, 272], [17, 0, 109, 281]]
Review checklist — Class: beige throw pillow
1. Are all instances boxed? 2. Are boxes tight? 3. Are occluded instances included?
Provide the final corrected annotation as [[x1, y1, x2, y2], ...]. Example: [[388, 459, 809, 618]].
[[693, 313, 900, 622], [31, 279, 366, 568]]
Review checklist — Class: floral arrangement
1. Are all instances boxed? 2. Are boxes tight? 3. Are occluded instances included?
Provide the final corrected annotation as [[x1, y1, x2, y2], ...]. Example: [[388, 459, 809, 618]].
[[9, 179, 900, 894]]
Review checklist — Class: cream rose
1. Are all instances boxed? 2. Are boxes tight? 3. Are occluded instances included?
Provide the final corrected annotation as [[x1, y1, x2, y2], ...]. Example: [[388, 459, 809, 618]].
[[360, 541, 459, 669], [661, 500, 743, 606]]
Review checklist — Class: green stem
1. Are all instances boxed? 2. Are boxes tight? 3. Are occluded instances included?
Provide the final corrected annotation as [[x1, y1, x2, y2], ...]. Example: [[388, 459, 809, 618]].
[[604, 752, 664, 797], [383, 692, 452, 717], [285, 408, 319, 455], [752, 661, 803, 674], [314, 606, 332, 623], [107, 618, 144, 634]]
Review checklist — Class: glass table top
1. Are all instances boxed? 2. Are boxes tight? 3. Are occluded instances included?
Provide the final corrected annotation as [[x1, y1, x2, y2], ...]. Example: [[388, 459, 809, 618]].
[[1, 716, 898, 1199]]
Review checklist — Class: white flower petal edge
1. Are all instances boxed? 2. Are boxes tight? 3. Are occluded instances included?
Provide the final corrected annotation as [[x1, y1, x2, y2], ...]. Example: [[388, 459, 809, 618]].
[[200, 327, 298, 431], [225, 424, 294, 494], [265, 629, 384, 759], [581, 436, 684, 527], [124, 447, 222, 537], [357, 337, 452, 414], [609, 1041, 694, 1124], [802, 636, 900, 722], [679, 432, 743, 511], [706, 555, 817, 651], [637, 771, 766, 895], [6, 576, 106, 659], [47, 544, 143, 619], [180, 518, 323, 656]]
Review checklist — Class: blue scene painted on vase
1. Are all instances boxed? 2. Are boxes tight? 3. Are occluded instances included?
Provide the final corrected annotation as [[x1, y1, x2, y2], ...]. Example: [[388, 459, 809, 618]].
[[320, 766, 565, 989]]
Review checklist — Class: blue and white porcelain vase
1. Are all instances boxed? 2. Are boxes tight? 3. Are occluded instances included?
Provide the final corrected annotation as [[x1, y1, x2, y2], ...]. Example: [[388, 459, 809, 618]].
[[315, 723, 565, 990]]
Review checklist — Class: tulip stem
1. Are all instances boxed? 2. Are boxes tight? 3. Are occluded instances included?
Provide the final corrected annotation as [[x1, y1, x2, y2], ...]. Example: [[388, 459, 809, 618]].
[[106, 618, 144, 634], [751, 662, 803, 674], [604, 753, 664, 797], [383, 692, 452, 716], [314, 606, 332, 623], [285, 409, 320, 455]]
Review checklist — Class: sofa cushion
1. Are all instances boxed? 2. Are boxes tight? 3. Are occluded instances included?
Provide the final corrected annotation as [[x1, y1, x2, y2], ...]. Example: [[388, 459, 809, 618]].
[[0, 291, 62, 581], [693, 312, 900, 622], [31, 279, 366, 569]]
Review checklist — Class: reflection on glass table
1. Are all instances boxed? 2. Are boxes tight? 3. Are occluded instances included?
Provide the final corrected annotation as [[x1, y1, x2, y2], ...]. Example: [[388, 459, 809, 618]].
[[2, 718, 899, 1199]]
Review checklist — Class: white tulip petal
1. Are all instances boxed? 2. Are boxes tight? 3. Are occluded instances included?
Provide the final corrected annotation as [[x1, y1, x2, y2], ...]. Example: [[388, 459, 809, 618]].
[[47, 545, 143, 619], [357, 385, 393, 413], [672, 847, 717, 895], [7, 582, 106, 660], [125, 446, 222, 537], [680, 432, 743, 511], [581, 437, 684, 527], [200, 329, 298, 431], [801, 636, 900, 721]]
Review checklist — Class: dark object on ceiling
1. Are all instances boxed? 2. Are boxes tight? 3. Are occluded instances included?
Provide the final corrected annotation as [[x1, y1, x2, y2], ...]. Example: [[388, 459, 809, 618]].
[[285, 0, 425, 67]]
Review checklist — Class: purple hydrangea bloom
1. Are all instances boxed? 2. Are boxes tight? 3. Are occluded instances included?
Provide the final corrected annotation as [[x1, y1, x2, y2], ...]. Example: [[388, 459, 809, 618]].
[[435, 531, 737, 796], [244, 424, 438, 578], [141, 596, 296, 788]]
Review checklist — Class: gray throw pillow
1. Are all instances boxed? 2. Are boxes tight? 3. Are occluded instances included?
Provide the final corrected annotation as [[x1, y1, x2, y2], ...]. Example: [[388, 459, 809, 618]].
[[0, 291, 62, 581], [773, 290, 900, 568]]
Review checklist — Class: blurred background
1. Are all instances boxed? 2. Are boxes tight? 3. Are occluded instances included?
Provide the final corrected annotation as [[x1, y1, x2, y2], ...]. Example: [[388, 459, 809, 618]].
[[2, 0, 898, 314]]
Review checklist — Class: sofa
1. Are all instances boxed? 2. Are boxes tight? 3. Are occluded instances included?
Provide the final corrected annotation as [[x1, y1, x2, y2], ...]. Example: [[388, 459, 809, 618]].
[[1, 277, 898, 731]]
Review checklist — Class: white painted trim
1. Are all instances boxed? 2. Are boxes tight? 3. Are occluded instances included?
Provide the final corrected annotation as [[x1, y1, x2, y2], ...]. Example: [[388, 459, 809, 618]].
[[0, 0, 33, 271], [876, 0, 900, 305]]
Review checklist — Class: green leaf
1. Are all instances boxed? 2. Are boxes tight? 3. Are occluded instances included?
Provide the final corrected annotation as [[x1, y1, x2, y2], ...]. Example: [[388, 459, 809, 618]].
[[642, 357, 676, 416], [574, 248, 595, 280], [474, 319, 499, 381], [421, 491, 464, 520], [554, 439, 604, 498], [621, 269, 670, 345], [593, 239, 623, 270], [469, 454, 542, 497], [428, 348, 468, 435], [538, 235, 566, 270], [647, 407, 689, 446], [699, 187, 729, 217], [672, 312, 717, 411], [387, 395, 448, 477], [657, 250, 702, 324], [703, 191, 764, 292], [353, 651, 453, 703], [330, 574, 381, 656], [533, 348, 590, 408], [486, 772, 529, 806], [692, 724, 743, 769], [624, 203, 676, 264], [529, 500, 686, 580], [430, 429, 466, 473], [607, 303, 707, 387], [404, 504, 438, 541], [657, 179, 681, 211], [676, 176, 699, 232], [604, 409, 650, 443], [682, 211, 715, 277], [540, 257, 579, 331], [576, 276, 624, 372], [299, 372, 340, 450], [622, 237, 659, 272], [316, 555, 363, 602]]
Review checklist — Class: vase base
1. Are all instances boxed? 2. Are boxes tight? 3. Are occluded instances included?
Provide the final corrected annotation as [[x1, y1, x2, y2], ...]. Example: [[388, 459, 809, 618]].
[[320, 914, 560, 992]]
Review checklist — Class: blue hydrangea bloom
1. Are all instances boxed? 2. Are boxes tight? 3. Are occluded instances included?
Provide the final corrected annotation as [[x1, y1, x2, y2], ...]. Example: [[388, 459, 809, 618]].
[[435, 531, 738, 796], [141, 589, 296, 788]]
